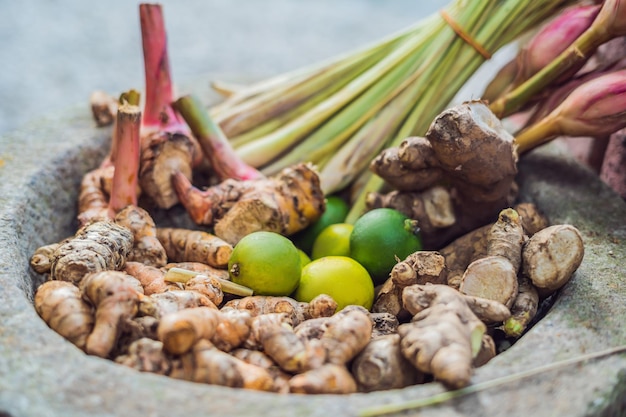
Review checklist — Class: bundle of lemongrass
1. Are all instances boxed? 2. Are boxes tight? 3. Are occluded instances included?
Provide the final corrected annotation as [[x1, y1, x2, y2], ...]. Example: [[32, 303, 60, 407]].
[[209, 0, 579, 221]]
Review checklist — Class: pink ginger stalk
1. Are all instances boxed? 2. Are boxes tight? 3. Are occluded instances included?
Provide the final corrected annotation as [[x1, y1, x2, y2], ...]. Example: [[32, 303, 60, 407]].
[[139, 3, 186, 134], [108, 103, 142, 216], [173, 94, 264, 181], [515, 69, 626, 153]]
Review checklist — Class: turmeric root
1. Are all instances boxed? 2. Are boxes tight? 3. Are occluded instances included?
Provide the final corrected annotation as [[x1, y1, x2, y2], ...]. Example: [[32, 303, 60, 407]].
[[173, 162, 326, 244], [34, 281, 94, 351], [156, 227, 232, 268], [123, 261, 175, 295], [373, 251, 446, 318], [288, 364, 357, 394], [114, 205, 167, 267], [30, 241, 64, 275], [77, 165, 114, 226], [399, 284, 509, 389], [370, 312, 400, 338], [212, 308, 252, 352], [231, 348, 291, 393], [223, 294, 337, 327], [79, 271, 141, 358], [183, 274, 224, 307], [460, 208, 525, 308], [522, 224, 584, 295], [139, 290, 216, 318], [115, 337, 172, 375], [157, 306, 222, 355], [171, 339, 275, 391], [250, 313, 326, 373], [351, 334, 422, 392], [50, 220, 134, 284]]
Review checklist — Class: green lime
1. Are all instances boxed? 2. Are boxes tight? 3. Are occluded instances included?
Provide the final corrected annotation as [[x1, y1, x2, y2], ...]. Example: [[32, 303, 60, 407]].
[[311, 223, 354, 260], [349, 208, 422, 285], [291, 196, 349, 254], [228, 231, 301, 296], [293, 256, 375, 310], [299, 249, 312, 267]]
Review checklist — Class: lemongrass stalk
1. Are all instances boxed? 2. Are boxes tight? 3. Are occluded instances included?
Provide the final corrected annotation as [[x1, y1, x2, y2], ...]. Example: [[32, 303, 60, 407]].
[[259, 24, 443, 174], [358, 344, 626, 417], [228, 54, 378, 148], [235, 19, 441, 167], [216, 44, 388, 137], [173, 94, 263, 181], [489, 0, 625, 118], [210, 80, 246, 98], [210, 17, 434, 115], [164, 267, 254, 297], [217, 42, 395, 138]]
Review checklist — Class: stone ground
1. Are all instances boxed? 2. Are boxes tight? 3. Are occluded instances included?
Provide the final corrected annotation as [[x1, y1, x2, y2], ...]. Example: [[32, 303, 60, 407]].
[[0, 0, 453, 135]]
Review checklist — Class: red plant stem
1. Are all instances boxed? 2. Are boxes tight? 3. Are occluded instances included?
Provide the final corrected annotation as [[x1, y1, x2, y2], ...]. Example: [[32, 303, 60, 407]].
[[109, 104, 142, 216], [139, 3, 185, 133], [173, 95, 264, 181]]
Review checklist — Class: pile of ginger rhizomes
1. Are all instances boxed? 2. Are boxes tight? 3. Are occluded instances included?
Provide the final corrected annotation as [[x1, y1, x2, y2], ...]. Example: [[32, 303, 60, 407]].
[[30, 98, 585, 394]]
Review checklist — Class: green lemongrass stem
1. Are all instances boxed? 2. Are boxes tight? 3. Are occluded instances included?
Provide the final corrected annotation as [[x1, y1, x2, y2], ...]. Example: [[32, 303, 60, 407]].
[[357, 344, 626, 417], [488, 4, 618, 118], [164, 267, 254, 297], [210, 17, 433, 116], [173, 94, 263, 181], [108, 103, 142, 216], [259, 33, 437, 175], [215, 40, 399, 138], [235, 20, 440, 167], [119, 89, 141, 106], [210, 80, 246, 98]]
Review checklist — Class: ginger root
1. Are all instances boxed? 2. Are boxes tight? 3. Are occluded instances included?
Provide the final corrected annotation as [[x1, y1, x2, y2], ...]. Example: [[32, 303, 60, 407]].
[[399, 284, 510, 389], [34, 281, 94, 351], [459, 208, 525, 308], [522, 224, 584, 295]]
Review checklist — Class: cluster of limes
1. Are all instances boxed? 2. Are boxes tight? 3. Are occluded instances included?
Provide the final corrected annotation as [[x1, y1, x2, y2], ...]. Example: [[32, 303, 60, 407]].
[[227, 196, 422, 310]]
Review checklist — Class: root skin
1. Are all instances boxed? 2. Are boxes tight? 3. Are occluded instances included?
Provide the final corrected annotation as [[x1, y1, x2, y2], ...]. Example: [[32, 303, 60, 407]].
[[156, 227, 232, 268], [114, 205, 167, 267], [289, 364, 357, 394], [34, 281, 94, 351], [80, 271, 141, 358], [51, 221, 134, 285]]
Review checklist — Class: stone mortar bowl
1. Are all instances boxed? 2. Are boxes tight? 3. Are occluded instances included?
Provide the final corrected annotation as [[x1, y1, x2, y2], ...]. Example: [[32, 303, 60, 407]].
[[1, 80, 625, 417]]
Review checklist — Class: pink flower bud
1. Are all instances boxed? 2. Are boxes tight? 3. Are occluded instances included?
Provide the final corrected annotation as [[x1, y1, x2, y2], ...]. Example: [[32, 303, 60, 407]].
[[521, 5, 601, 81], [554, 69, 626, 137]]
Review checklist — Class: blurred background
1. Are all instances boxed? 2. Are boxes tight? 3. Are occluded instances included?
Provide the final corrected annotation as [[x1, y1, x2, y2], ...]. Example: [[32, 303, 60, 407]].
[[0, 0, 454, 135]]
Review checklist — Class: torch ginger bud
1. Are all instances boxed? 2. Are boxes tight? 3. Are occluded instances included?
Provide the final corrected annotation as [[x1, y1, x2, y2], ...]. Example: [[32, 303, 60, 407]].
[[520, 5, 601, 82], [515, 69, 626, 153]]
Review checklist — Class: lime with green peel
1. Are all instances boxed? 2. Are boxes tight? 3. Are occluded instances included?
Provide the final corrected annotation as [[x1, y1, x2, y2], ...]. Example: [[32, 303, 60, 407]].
[[311, 223, 354, 260], [228, 231, 302, 296], [349, 208, 422, 285], [293, 256, 375, 310], [298, 249, 312, 268], [291, 195, 349, 254]]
